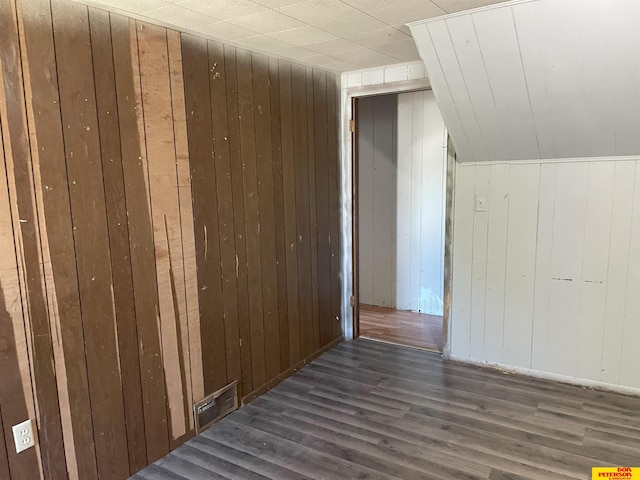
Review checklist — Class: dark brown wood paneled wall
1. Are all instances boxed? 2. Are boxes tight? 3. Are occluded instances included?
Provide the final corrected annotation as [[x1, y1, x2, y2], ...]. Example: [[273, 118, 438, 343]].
[[0, 0, 341, 478], [181, 35, 342, 402]]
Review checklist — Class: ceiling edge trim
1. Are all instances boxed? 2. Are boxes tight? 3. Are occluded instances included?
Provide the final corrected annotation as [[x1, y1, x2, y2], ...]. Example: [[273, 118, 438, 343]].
[[457, 155, 640, 167], [406, 0, 537, 27]]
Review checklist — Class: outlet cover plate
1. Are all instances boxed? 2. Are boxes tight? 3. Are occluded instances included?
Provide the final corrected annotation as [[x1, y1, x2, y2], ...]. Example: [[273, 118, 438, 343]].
[[12, 419, 36, 453], [475, 194, 487, 212]]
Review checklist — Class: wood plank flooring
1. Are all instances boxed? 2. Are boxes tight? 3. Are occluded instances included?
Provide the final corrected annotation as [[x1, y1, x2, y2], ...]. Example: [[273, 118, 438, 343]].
[[130, 338, 640, 480], [360, 303, 444, 351]]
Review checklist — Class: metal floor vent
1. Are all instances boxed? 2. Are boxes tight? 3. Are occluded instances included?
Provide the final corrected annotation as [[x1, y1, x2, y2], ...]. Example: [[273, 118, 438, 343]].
[[193, 381, 238, 434]]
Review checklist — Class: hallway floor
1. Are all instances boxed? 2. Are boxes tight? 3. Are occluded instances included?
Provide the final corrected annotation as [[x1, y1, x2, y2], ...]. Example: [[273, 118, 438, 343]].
[[359, 303, 443, 351], [130, 338, 640, 480]]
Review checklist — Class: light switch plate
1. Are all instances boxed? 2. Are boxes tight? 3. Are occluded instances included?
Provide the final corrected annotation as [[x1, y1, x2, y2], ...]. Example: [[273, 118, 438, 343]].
[[12, 419, 36, 453], [475, 194, 487, 212]]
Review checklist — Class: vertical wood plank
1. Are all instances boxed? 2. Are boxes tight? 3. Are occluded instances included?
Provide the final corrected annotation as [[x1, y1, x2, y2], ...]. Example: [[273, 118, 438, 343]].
[[472, 7, 540, 160], [412, 24, 474, 162], [15, 0, 98, 477], [0, 93, 42, 480], [181, 34, 227, 396], [111, 13, 170, 462], [612, 2, 640, 155], [446, 14, 509, 161], [252, 53, 280, 381], [620, 161, 640, 388], [502, 163, 540, 368], [530, 163, 555, 371], [225, 45, 253, 394], [327, 73, 341, 340], [601, 161, 635, 384], [469, 165, 489, 360], [306, 67, 320, 352], [409, 92, 423, 312], [395, 93, 412, 311], [482, 163, 510, 364], [268, 57, 289, 372], [89, 7, 147, 473], [428, 20, 489, 161], [420, 90, 446, 315], [511, 1, 557, 159], [236, 49, 266, 390], [280, 60, 301, 364], [291, 64, 313, 359], [547, 162, 589, 377], [312, 69, 331, 346], [50, 1, 130, 476], [576, 162, 614, 380], [0, 0, 68, 477], [16, 5, 62, 475], [137, 21, 193, 442], [206, 40, 241, 390], [0, 410, 9, 480], [167, 28, 203, 414], [450, 165, 474, 357]]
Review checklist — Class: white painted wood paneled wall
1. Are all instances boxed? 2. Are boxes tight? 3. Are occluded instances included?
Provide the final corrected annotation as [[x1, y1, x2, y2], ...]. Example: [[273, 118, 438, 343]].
[[342, 61, 427, 89], [396, 91, 446, 315], [410, 0, 640, 163], [358, 91, 446, 314], [340, 62, 431, 338], [451, 159, 640, 390], [358, 94, 398, 307]]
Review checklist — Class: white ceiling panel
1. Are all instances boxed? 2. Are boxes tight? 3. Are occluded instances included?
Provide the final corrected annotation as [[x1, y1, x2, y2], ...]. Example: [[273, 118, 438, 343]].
[[143, 4, 219, 26], [191, 21, 260, 40], [72, 0, 508, 71], [177, 0, 265, 19], [227, 9, 305, 33], [269, 24, 339, 45]]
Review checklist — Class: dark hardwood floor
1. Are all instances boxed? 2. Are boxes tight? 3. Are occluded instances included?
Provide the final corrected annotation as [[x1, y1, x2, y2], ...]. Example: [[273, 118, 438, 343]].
[[359, 303, 444, 351], [131, 338, 640, 480]]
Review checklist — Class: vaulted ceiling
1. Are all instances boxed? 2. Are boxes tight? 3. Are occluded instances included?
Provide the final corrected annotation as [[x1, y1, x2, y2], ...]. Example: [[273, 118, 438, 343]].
[[410, 0, 640, 162], [74, 0, 509, 71]]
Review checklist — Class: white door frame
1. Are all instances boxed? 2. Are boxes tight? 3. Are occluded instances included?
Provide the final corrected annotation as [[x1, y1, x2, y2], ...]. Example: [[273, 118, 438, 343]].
[[339, 76, 455, 357]]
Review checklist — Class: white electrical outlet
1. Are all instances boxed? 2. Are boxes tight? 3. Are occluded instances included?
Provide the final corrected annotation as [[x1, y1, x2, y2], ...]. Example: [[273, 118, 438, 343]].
[[12, 419, 36, 453]]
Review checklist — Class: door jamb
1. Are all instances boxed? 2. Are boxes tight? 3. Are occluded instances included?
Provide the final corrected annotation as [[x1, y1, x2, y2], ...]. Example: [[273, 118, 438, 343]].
[[340, 78, 455, 358]]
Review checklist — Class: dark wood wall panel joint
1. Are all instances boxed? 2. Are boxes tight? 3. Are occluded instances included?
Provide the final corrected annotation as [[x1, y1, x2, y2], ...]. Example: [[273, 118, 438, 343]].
[[223, 45, 253, 397], [110, 12, 170, 465], [51, 1, 130, 477], [88, 7, 147, 474], [206, 40, 241, 393], [278, 60, 301, 368], [181, 33, 227, 395], [251, 53, 280, 382], [268, 57, 290, 374], [312, 69, 333, 348], [236, 49, 267, 391], [0, 1, 344, 475], [0, 1, 68, 477]]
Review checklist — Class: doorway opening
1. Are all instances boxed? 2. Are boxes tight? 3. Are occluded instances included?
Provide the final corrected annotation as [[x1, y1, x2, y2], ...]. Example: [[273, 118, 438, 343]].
[[353, 90, 447, 353]]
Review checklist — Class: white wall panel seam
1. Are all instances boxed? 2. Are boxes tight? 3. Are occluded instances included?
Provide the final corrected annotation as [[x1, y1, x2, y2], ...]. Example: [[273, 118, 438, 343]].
[[528, 163, 543, 368], [510, 6, 542, 160], [617, 161, 638, 384], [425, 25, 475, 162]]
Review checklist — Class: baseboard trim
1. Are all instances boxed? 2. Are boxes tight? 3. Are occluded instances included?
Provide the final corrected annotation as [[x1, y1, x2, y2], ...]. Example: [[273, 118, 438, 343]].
[[449, 355, 640, 397], [242, 336, 344, 405]]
